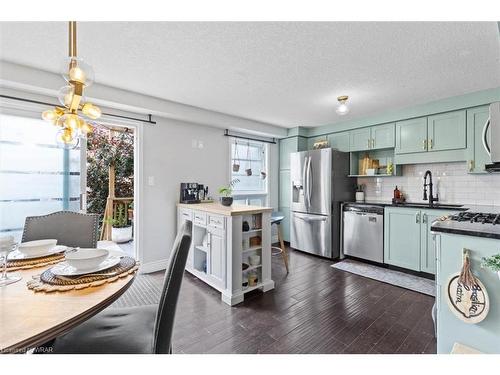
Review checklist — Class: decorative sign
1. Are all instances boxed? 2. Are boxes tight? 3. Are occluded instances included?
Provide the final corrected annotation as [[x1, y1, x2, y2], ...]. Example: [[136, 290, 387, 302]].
[[313, 140, 328, 149], [447, 273, 489, 323]]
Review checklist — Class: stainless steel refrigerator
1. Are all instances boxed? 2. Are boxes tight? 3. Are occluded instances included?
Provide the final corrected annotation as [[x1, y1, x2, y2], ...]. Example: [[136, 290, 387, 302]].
[[290, 148, 354, 258]]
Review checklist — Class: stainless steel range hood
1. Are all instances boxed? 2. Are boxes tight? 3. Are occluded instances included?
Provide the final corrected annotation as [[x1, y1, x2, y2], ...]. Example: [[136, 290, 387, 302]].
[[483, 102, 500, 172]]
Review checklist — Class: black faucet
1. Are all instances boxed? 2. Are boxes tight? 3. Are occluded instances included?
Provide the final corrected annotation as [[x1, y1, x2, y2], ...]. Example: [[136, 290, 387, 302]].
[[423, 170, 439, 206]]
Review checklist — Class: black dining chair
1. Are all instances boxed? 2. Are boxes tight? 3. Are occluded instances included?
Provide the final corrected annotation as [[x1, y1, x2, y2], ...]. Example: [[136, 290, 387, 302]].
[[44, 220, 192, 354], [22, 211, 99, 248]]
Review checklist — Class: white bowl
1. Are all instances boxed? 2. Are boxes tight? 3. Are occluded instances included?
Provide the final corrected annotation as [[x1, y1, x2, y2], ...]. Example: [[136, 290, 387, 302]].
[[248, 254, 261, 266], [18, 239, 57, 257], [65, 248, 109, 270]]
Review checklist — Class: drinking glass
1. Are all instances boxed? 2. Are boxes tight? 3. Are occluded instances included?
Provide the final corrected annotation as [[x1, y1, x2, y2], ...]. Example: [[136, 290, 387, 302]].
[[0, 241, 22, 287]]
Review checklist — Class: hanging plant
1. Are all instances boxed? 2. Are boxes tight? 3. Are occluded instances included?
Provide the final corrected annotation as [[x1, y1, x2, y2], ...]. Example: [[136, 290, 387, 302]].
[[245, 141, 252, 176], [232, 139, 240, 172]]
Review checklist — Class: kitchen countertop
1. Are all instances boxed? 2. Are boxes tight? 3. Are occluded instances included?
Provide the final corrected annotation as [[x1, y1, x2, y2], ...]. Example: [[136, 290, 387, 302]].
[[343, 200, 500, 240], [177, 202, 273, 216]]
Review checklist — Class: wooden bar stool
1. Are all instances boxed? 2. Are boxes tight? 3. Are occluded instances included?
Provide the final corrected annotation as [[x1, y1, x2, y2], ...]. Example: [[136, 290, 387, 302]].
[[271, 212, 289, 274]]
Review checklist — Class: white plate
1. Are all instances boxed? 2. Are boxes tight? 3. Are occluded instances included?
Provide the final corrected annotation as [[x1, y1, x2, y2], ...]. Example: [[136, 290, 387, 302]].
[[50, 256, 121, 276], [8, 245, 68, 260]]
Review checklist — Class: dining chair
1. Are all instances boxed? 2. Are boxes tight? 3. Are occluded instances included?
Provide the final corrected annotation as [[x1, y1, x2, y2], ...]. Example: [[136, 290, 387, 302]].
[[22, 211, 99, 248], [45, 220, 192, 354]]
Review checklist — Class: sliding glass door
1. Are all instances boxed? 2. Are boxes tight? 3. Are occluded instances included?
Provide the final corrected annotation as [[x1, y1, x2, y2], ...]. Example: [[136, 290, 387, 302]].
[[0, 112, 86, 241]]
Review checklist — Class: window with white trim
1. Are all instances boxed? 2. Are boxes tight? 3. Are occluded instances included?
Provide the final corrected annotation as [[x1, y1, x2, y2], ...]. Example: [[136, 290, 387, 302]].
[[230, 139, 268, 206]]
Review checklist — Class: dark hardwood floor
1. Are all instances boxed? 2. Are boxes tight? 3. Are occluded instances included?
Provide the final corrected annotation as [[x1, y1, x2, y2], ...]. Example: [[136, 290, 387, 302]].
[[155, 246, 437, 354]]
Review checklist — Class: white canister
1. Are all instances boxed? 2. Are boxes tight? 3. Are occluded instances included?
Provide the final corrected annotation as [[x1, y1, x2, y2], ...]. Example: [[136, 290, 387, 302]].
[[355, 191, 365, 202]]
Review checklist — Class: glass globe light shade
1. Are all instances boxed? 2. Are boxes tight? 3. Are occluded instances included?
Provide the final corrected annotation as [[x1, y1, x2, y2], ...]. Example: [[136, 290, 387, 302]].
[[61, 57, 94, 87], [57, 85, 76, 107], [55, 127, 79, 149], [42, 109, 58, 122], [80, 120, 93, 135], [82, 102, 102, 120], [336, 102, 350, 115]]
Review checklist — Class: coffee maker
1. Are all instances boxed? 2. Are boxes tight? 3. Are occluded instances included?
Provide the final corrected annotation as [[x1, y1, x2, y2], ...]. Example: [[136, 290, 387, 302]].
[[179, 183, 201, 204]]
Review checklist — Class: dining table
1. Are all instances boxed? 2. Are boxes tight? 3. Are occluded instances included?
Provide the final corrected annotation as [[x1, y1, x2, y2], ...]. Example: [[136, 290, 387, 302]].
[[0, 244, 136, 354]]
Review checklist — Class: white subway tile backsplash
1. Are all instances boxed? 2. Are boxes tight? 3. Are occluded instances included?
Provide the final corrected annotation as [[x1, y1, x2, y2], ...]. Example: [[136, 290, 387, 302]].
[[357, 162, 500, 206]]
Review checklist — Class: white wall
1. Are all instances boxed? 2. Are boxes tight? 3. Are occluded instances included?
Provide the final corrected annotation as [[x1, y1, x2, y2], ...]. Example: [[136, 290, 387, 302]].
[[0, 62, 283, 272], [358, 162, 500, 206], [141, 118, 279, 267]]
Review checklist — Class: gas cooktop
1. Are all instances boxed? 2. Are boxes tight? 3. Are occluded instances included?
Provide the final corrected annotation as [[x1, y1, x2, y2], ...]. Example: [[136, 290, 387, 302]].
[[448, 211, 500, 225], [432, 211, 500, 239]]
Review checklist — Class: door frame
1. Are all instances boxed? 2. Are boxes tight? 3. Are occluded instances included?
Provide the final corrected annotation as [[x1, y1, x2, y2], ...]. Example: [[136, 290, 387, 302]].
[[88, 117, 144, 264]]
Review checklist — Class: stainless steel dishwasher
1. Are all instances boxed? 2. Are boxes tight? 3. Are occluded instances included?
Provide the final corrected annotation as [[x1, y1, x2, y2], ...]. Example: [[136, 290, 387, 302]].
[[342, 204, 384, 263]]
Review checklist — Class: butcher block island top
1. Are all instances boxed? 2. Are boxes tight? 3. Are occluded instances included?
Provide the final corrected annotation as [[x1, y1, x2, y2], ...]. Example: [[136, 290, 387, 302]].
[[177, 202, 273, 216]]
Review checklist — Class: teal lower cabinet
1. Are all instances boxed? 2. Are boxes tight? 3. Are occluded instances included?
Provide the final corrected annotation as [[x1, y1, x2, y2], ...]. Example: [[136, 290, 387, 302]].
[[384, 207, 453, 274], [436, 233, 500, 353], [278, 207, 290, 242], [420, 209, 452, 274], [466, 106, 490, 173], [384, 207, 422, 271]]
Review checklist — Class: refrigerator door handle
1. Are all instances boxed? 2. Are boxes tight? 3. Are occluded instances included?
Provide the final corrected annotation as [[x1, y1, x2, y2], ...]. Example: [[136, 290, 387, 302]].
[[302, 156, 308, 208], [482, 117, 491, 156], [296, 214, 327, 222], [307, 156, 312, 208]]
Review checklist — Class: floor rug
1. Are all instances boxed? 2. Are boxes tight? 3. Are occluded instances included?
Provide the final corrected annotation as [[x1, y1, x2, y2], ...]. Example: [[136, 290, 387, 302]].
[[331, 259, 435, 296]]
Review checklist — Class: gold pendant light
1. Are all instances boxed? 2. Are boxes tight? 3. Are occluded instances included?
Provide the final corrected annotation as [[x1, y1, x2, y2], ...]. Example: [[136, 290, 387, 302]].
[[42, 21, 101, 149]]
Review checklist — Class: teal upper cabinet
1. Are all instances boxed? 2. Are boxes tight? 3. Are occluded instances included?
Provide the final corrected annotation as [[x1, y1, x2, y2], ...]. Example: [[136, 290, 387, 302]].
[[349, 127, 371, 152], [384, 207, 421, 271], [280, 137, 306, 170], [371, 123, 395, 150], [349, 124, 395, 152], [279, 138, 295, 170], [467, 106, 490, 173], [427, 110, 466, 152], [327, 131, 350, 152], [395, 117, 428, 154]]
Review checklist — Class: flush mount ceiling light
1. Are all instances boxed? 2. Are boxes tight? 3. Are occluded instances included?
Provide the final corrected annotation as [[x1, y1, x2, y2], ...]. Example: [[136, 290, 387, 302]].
[[42, 21, 101, 149], [335, 95, 350, 116]]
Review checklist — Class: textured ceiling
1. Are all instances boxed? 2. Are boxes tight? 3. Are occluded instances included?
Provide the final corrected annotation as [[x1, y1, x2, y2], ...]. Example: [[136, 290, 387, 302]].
[[1, 22, 499, 128]]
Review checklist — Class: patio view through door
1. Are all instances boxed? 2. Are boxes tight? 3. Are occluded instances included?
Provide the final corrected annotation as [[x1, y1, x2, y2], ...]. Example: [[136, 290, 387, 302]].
[[0, 111, 136, 257], [0, 111, 85, 242]]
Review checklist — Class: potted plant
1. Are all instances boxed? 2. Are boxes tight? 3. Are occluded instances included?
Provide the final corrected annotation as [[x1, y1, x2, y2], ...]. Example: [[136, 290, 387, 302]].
[[481, 254, 500, 280], [218, 179, 240, 206], [107, 203, 133, 243]]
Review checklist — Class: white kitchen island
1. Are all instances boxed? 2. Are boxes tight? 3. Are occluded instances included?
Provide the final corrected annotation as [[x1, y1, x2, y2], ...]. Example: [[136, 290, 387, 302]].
[[177, 203, 275, 305]]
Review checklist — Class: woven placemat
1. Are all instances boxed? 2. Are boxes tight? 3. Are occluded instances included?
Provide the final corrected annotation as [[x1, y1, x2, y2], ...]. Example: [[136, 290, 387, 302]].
[[6, 252, 65, 271], [27, 256, 138, 293]]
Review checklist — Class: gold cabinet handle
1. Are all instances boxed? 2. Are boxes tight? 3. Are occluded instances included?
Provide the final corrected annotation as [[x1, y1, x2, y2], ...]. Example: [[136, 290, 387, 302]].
[[416, 212, 420, 224], [422, 213, 427, 224], [429, 139, 433, 149], [423, 139, 427, 150]]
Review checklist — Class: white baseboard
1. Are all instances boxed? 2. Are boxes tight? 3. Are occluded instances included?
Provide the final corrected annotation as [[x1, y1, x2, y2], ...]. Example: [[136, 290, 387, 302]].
[[139, 258, 168, 274]]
